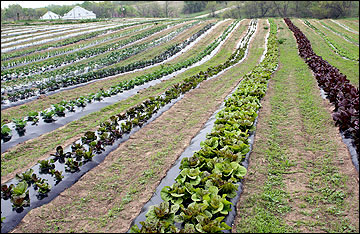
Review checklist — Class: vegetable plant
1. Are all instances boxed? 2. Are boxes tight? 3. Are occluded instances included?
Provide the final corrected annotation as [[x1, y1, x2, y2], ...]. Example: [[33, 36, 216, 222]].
[[1, 124, 12, 139], [41, 109, 55, 122], [12, 118, 27, 130], [65, 158, 83, 173], [38, 159, 55, 173], [10, 181, 30, 208]]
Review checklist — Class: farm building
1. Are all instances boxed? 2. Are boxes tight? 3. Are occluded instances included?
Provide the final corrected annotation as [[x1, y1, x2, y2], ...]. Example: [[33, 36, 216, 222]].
[[40, 11, 61, 20], [62, 6, 96, 20]]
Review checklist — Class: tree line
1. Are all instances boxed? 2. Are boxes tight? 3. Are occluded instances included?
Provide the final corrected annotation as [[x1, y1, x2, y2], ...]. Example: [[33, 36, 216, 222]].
[[223, 1, 359, 19], [1, 1, 359, 22]]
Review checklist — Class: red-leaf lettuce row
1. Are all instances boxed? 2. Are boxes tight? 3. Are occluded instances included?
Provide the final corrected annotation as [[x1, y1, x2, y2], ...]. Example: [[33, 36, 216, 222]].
[[284, 18, 359, 159]]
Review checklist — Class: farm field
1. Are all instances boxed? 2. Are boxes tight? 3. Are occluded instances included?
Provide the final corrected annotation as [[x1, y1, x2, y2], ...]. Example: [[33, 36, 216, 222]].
[[1, 15, 359, 234]]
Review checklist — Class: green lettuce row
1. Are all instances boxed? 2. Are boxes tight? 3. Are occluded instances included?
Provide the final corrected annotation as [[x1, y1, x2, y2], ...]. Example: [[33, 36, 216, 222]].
[[303, 20, 359, 61], [130, 19, 278, 233]]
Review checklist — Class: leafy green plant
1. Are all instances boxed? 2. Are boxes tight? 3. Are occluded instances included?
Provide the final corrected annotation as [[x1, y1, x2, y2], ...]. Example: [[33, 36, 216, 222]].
[[82, 149, 95, 161], [15, 168, 35, 183], [27, 111, 39, 123], [41, 109, 55, 122], [35, 181, 51, 194], [38, 159, 55, 173], [1, 124, 12, 138], [161, 183, 187, 205], [10, 181, 30, 208], [65, 158, 83, 172], [130, 201, 179, 233], [50, 169, 64, 182], [50, 146, 72, 163], [81, 131, 97, 144], [12, 118, 27, 130], [52, 104, 66, 117]]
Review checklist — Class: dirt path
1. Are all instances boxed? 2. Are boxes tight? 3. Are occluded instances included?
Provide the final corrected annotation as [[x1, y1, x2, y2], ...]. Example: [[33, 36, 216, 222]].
[[10, 20, 267, 233], [233, 18, 359, 233]]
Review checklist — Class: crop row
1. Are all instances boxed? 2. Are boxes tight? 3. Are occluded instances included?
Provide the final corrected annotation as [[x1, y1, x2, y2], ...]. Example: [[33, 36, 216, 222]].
[[319, 21, 359, 46], [1, 23, 153, 70], [1, 22, 173, 79], [1, 23, 114, 49], [2, 20, 198, 89], [0, 19, 167, 61], [1, 21, 191, 92], [303, 19, 359, 61], [1, 21, 209, 104], [130, 18, 278, 233], [1, 24, 84, 43], [1, 22, 103, 37], [1, 23, 124, 53], [0, 20, 236, 147], [0, 19, 252, 225], [330, 19, 359, 34], [284, 18, 359, 159]]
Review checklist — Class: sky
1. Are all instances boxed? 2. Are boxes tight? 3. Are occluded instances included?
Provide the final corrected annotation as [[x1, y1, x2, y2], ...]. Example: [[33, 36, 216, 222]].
[[1, 1, 92, 9]]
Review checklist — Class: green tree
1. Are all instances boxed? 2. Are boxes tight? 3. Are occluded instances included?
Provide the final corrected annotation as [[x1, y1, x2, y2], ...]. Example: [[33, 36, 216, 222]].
[[5, 4, 23, 21]]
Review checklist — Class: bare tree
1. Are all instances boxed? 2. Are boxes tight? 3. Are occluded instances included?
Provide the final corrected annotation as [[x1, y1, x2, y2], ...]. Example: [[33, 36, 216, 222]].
[[165, 1, 169, 17], [272, 1, 290, 17], [257, 1, 273, 17]]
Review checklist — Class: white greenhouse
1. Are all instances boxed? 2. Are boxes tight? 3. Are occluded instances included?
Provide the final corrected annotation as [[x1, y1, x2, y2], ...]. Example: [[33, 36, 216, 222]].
[[40, 11, 61, 20], [62, 6, 96, 20]]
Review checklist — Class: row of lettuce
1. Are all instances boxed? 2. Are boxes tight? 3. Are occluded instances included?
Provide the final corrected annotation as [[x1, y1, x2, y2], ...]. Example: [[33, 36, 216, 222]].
[[0, 19, 251, 217], [129, 19, 278, 233], [0, 21, 222, 141], [303, 19, 359, 61], [0, 19, 168, 61], [284, 18, 359, 159]]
